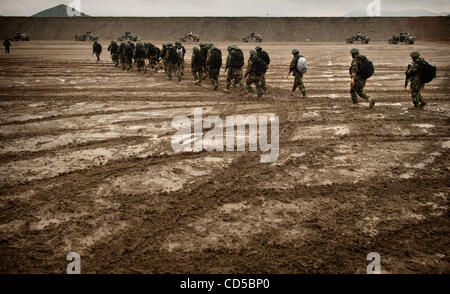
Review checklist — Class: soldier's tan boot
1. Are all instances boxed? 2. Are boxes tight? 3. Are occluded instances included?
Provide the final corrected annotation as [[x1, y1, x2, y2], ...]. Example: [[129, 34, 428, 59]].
[[369, 98, 376, 109], [419, 101, 427, 109]]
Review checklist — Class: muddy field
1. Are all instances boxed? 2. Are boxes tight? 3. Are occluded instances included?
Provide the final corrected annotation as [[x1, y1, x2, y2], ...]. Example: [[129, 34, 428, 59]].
[[0, 40, 449, 274]]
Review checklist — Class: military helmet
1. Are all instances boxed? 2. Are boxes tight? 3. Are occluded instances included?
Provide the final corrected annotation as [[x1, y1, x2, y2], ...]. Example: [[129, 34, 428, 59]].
[[193, 47, 199, 52], [410, 51, 420, 58], [227, 45, 233, 51], [250, 50, 257, 56], [291, 49, 299, 55], [199, 42, 205, 47], [350, 48, 359, 54], [175, 40, 181, 45], [232, 45, 238, 50], [255, 45, 262, 51]]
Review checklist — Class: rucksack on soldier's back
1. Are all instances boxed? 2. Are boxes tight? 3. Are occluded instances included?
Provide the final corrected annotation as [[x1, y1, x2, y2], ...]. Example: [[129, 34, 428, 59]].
[[209, 49, 222, 68], [168, 47, 179, 63], [357, 55, 374, 79], [419, 60, 437, 84], [230, 49, 244, 68], [253, 58, 267, 75], [296, 56, 308, 74]]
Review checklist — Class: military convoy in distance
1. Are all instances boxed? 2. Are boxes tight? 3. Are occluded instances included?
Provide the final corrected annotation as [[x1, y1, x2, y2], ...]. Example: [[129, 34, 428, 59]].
[[74, 32, 98, 41], [118, 32, 139, 42], [242, 32, 263, 43], [346, 32, 370, 44], [180, 32, 200, 42], [13, 33, 30, 41], [388, 32, 416, 44]]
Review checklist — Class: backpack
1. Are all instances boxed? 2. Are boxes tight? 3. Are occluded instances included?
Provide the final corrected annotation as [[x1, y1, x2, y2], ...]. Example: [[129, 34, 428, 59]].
[[230, 49, 244, 68], [168, 47, 179, 63], [257, 50, 270, 65], [296, 56, 308, 74], [357, 55, 374, 79], [419, 61, 436, 84], [193, 51, 205, 67], [253, 57, 267, 75], [124, 45, 133, 58], [209, 49, 222, 68]]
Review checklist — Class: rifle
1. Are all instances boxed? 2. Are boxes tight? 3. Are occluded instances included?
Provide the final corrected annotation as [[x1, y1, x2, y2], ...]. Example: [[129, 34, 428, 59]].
[[405, 64, 411, 89]]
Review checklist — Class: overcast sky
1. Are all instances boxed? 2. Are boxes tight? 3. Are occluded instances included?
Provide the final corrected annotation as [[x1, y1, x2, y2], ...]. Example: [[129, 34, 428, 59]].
[[1, 0, 449, 16]]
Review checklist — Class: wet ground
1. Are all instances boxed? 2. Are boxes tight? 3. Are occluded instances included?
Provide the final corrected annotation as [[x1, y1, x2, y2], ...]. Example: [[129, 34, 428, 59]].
[[0, 41, 449, 273]]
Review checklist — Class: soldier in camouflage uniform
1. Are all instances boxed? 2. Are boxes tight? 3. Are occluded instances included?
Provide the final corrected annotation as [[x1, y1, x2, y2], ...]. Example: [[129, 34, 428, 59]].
[[245, 50, 264, 98], [107, 40, 119, 67], [288, 49, 307, 97], [349, 48, 375, 108], [92, 40, 102, 63], [123, 42, 134, 72], [118, 41, 127, 70], [224, 45, 244, 93], [191, 47, 204, 86], [406, 51, 427, 109], [165, 43, 181, 81], [175, 41, 186, 76], [161, 43, 168, 72], [256, 45, 270, 93], [206, 46, 222, 90], [134, 42, 147, 73]]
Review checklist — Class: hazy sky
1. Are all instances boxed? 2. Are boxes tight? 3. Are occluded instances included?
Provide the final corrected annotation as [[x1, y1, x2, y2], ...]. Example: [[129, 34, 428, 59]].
[[1, 0, 449, 16]]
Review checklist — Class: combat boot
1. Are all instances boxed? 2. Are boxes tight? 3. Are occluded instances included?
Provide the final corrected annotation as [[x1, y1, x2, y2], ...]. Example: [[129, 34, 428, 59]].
[[419, 101, 427, 109]]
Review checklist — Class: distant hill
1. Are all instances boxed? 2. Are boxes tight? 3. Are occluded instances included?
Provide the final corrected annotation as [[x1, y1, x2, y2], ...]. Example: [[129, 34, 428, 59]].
[[345, 9, 446, 17], [32, 4, 89, 17]]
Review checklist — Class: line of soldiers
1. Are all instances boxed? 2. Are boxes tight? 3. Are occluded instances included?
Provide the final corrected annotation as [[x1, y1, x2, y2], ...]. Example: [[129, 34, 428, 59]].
[[99, 40, 431, 109]]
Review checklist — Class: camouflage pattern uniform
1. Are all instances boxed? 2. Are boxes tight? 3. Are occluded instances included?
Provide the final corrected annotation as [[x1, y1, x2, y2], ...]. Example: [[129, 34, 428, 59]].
[[289, 49, 306, 97], [407, 51, 427, 108], [256, 46, 270, 93], [206, 46, 221, 90], [123, 43, 134, 71], [245, 50, 264, 98], [165, 44, 181, 81], [225, 45, 244, 91], [161, 44, 168, 72], [118, 42, 126, 70], [175, 41, 186, 76], [134, 42, 147, 72], [107, 41, 119, 67], [349, 48, 375, 108], [191, 47, 204, 85], [93, 41, 102, 62]]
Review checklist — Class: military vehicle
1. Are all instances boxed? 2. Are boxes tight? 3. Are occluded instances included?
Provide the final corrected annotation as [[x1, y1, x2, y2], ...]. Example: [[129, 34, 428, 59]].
[[13, 33, 30, 41], [242, 32, 263, 43], [346, 32, 370, 44], [118, 32, 139, 42], [180, 32, 200, 42], [74, 32, 98, 41], [388, 32, 416, 44]]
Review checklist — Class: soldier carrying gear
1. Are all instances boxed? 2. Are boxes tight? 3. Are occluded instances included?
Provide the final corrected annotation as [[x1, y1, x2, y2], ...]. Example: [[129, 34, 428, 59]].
[[199, 43, 209, 80], [224, 45, 244, 93], [165, 43, 181, 81], [118, 41, 127, 70], [288, 49, 307, 98], [92, 40, 102, 63], [405, 51, 431, 109], [255, 45, 270, 93], [349, 48, 375, 108], [245, 50, 265, 98], [134, 42, 147, 73], [145, 43, 161, 71], [191, 47, 205, 86], [175, 40, 186, 76], [107, 40, 119, 67], [3, 39, 11, 54], [161, 44, 169, 72], [206, 46, 222, 90], [123, 42, 134, 71]]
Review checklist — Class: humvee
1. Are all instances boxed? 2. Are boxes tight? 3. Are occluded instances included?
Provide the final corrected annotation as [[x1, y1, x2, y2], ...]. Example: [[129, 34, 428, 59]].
[[388, 33, 416, 45], [346, 32, 370, 44], [118, 32, 139, 42], [74, 32, 98, 42], [242, 32, 263, 43]]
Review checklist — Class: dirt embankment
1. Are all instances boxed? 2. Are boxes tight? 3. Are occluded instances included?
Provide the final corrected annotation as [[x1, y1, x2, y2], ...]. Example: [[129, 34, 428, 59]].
[[0, 16, 449, 41]]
